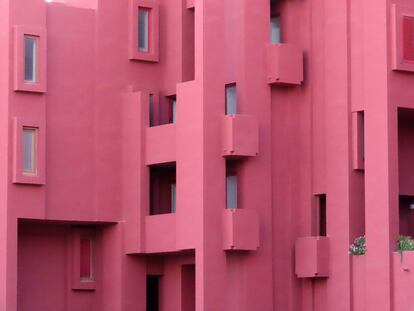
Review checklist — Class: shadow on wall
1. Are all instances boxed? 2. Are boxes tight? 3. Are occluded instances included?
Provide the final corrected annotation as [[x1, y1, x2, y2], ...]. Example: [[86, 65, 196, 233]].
[[45, 0, 97, 10]]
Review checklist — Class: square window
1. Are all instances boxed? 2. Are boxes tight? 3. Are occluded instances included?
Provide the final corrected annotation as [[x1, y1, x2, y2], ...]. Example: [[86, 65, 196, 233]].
[[225, 84, 237, 115], [24, 36, 38, 82], [22, 127, 38, 176]]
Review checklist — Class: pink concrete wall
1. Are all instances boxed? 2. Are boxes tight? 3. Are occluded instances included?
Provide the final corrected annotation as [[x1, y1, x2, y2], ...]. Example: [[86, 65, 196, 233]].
[[3, 0, 414, 310]]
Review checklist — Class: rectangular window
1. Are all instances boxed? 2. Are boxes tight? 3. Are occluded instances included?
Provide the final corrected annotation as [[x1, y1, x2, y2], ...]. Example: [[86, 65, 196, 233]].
[[149, 94, 154, 127], [24, 36, 37, 82], [150, 165, 177, 215], [22, 127, 37, 176], [352, 111, 365, 170], [315, 194, 327, 236], [171, 183, 176, 213], [225, 84, 237, 115], [226, 175, 238, 209], [146, 275, 160, 311], [403, 16, 414, 62], [270, 15, 281, 44], [168, 96, 177, 124], [138, 8, 150, 52], [80, 237, 92, 280]]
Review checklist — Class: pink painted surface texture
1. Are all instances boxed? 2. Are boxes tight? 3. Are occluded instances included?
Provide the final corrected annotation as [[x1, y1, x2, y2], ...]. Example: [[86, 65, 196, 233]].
[[0, 0, 414, 310]]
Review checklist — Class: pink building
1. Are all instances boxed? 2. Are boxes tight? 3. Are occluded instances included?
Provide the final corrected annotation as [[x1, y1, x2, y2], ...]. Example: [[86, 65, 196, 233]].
[[2, 0, 414, 310]]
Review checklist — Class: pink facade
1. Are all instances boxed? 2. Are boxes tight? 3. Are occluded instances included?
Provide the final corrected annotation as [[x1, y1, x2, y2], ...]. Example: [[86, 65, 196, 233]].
[[2, 0, 414, 310]]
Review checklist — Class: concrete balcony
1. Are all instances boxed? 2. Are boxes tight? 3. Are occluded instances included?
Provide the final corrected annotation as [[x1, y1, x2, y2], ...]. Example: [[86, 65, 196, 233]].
[[266, 43, 303, 86], [222, 115, 259, 158], [145, 213, 176, 253], [146, 124, 176, 165], [222, 208, 259, 251], [295, 236, 329, 278], [393, 251, 414, 311]]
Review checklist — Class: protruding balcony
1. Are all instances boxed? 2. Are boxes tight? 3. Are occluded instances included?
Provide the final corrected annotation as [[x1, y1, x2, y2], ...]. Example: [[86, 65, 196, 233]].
[[222, 209, 259, 251], [145, 214, 176, 253], [393, 251, 414, 311], [146, 124, 176, 165], [266, 43, 303, 86], [295, 236, 329, 278], [222, 115, 259, 158]]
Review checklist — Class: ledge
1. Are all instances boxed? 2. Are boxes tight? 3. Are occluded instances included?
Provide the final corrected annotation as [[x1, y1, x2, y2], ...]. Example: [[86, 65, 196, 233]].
[[266, 43, 303, 86], [295, 236, 329, 278], [222, 209, 259, 251], [222, 114, 259, 158]]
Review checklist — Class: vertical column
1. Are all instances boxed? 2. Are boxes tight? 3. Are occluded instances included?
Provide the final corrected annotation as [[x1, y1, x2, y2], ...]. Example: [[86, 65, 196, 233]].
[[363, 1, 399, 311], [122, 91, 149, 254], [0, 0, 10, 308], [324, 0, 352, 311], [239, 0, 274, 310], [196, 1, 228, 310]]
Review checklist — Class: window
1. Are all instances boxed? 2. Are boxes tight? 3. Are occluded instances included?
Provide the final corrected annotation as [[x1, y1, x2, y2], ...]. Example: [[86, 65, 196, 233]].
[[169, 96, 177, 124], [150, 164, 176, 215], [149, 94, 154, 126], [22, 127, 38, 176], [226, 175, 238, 209], [24, 36, 38, 82], [352, 111, 365, 170], [403, 16, 414, 62], [71, 229, 96, 291], [129, 0, 159, 62], [80, 237, 93, 280], [13, 118, 44, 184], [171, 183, 176, 213], [14, 26, 46, 92], [138, 8, 149, 52], [225, 84, 237, 115], [315, 194, 327, 236], [270, 15, 281, 44]]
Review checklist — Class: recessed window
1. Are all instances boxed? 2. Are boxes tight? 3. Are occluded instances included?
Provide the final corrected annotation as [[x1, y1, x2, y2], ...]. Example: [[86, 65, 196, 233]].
[[225, 84, 237, 115], [24, 36, 38, 82], [150, 164, 177, 215], [22, 127, 38, 176], [270, 15, 281, 44], [138, 8, 150, 52], [80, 237, 93, 280], [169, 96, 177, 124], [352, 111, 365, 170], [226, 175, 238, 209], [403, 16, 414, 62], [171, 183, 176, 213], [315, 194, 327, 236]]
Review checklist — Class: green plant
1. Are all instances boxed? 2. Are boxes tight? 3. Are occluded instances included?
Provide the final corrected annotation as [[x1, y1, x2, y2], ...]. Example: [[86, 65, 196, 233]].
[[349, 236, 366, 256], [397, 235, 414, 252]]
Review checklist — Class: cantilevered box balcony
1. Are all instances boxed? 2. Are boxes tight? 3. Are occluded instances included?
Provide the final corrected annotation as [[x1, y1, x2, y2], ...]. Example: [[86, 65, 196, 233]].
[[146, 124, 176, 165], [145, 214, 176, 253], [295, 236, 329, 278], [266, 43, 303, 85], [222, 209, 259, 251], [393, 251, 414, 311], [222, 115, 259, 158]]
